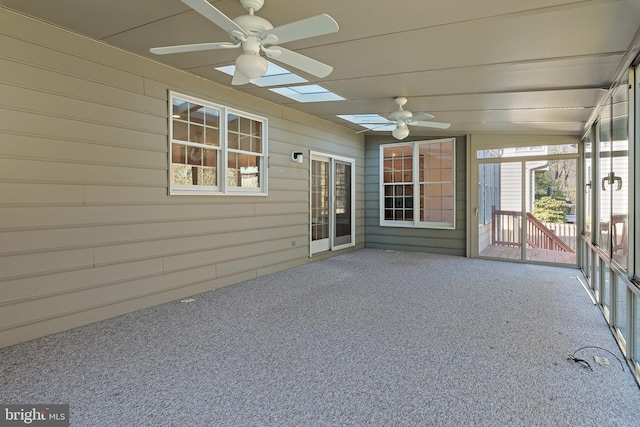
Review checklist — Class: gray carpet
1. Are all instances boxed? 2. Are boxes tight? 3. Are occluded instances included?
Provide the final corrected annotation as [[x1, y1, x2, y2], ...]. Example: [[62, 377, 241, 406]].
[[1, 249, 639, 426]]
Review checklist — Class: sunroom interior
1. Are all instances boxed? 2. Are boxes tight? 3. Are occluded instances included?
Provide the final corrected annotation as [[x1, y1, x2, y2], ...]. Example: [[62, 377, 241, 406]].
[[1, 0, 640, 399]]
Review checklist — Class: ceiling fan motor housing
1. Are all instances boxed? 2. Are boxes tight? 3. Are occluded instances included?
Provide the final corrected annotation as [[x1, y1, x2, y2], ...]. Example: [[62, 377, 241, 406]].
[[388, 110, 413, 122], [233, 14, 273, 35]]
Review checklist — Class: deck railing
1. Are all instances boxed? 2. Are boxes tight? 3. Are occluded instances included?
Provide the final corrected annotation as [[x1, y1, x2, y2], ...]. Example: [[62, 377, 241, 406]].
[[525, 213, 575, 253], [491, 208, 522, 247], [491, 207, 575, 253], [542, 222, 577, 249]]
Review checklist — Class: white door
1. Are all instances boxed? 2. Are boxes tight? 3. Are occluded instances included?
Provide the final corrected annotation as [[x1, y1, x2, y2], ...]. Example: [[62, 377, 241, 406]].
[[310, 153, 355, 255]]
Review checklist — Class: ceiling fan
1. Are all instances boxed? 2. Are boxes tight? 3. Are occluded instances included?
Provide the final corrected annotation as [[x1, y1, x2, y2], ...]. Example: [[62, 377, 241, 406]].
[[358, 97, 451, 140], [150, 0, 339, 85]]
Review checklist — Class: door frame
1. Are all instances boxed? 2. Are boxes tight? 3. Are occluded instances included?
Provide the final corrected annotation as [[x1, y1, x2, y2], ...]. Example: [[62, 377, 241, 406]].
[[467, 135, 582, 264], [309, 151, 356, 256]]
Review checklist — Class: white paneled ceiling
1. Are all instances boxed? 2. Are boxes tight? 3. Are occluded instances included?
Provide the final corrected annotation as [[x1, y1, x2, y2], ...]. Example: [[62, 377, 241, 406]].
[[2, 0, 639, 137]]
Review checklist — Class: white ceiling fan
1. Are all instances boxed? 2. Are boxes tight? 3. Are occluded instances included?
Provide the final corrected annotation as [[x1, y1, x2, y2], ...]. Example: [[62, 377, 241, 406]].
[[150, 0, 339, 85], [358, 97, 451, 140]]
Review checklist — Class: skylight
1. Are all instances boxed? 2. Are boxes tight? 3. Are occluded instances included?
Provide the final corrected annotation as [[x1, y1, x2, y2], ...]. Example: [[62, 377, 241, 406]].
[[215, 62, 307, 87], [337, 114, 394, 131], [270, 85, 345, 103], [216, 61, 343, 103]]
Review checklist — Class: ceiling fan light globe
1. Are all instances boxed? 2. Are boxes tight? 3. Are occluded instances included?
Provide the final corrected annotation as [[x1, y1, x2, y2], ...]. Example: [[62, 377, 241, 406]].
[[392, 124, 410, 140], [235, 53, 268, 79]]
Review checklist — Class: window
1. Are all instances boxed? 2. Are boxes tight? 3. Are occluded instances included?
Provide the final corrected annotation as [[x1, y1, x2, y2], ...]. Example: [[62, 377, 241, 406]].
[[380, 138, 455, 229], [169, 92, 267, 195]]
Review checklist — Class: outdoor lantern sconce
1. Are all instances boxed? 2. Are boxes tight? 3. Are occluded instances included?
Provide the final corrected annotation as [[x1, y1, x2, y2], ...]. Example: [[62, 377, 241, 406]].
[[291, 151, 304, 163]]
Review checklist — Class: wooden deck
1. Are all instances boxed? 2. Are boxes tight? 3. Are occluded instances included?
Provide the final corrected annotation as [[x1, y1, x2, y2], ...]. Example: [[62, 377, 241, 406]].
[[480, 244, 576, 265]]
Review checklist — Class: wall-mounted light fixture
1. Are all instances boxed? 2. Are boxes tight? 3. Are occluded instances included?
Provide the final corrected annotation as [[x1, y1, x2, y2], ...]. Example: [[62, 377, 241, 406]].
[[291, 151, 304, 163]]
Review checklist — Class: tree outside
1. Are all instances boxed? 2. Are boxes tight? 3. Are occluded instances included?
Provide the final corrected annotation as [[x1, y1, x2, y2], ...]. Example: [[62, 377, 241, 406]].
[[533, 151, 577, 223], [534, 196, 568, 223]]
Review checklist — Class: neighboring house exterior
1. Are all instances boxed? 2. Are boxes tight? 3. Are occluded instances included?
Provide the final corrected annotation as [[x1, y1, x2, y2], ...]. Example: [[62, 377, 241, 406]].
[[500, 147, 549, 213]]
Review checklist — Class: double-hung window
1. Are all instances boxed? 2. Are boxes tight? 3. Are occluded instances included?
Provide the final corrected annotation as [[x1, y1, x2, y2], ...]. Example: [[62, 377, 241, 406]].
[[169, 92, 267, 195], [380, 138, 455, 229]]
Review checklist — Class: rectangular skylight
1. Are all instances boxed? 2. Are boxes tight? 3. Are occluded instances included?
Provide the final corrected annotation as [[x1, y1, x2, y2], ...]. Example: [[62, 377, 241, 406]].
[[337, 114, 394, 131], [216, 62, 343, 103], [215, 62, 307, 87], [270, 85, 345, 103]]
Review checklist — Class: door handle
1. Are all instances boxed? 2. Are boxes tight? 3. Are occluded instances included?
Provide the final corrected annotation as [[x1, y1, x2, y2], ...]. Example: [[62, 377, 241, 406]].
[[601, 172, 618, 191], [613, 175, 622, 191]]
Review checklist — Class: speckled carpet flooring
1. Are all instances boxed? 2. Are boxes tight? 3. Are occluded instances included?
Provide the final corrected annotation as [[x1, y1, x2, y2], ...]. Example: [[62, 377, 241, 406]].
[[1, 249, 639, 426]]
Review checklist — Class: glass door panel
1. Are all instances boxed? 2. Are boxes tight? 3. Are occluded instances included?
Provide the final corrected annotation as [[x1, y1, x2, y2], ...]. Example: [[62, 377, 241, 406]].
[[598, 102, 612, 255], [334, 161, 353, 247], [310, 154, 355, 255], [611, 82, 629, 269], [311, 157, 330, 254], [526, 158, 577, 264], [478, 161, 522, 260], [583, 133, 593, 241]]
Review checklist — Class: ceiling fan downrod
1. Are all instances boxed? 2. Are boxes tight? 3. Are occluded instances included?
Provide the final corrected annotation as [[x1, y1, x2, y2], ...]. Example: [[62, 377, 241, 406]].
[[240, 0, 264, 13]]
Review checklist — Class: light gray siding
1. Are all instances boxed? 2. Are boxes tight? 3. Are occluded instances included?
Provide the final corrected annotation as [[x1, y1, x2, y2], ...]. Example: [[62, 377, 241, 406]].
[[364, 135, 467, 256], [0, 8, 364, 348]]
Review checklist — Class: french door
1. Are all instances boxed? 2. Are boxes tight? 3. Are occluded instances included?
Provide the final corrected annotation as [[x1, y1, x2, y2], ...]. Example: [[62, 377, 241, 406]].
[[472, 143, 579, 265], [310, 153, 355, 255], [581, 75, 632, 338]]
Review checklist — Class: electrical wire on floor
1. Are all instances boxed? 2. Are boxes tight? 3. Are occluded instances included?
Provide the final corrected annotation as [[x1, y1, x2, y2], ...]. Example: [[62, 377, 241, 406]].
[[567, 346, 625, 371]]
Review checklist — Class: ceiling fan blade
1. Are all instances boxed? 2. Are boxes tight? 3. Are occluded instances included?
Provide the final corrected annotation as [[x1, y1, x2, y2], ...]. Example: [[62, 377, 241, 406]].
[[181, 0, 246, 36], [410, 120, 452, 129], [231, 68, 251, 86], [355, 123, 393, 134], [264, 14, 339, 45], [407, 113, 435, 122], [266, 46, 333, 78], [150, 41, 239, 55]]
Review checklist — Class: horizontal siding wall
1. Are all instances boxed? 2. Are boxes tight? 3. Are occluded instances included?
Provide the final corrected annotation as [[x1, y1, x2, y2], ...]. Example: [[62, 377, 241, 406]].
[[0, 8, 365, 348], [364, 135, 467, 256]]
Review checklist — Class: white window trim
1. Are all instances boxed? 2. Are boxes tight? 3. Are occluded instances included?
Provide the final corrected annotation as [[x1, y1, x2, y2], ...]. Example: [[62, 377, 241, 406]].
[[379, 138, 456, 230], [168, 91, 268, 196]]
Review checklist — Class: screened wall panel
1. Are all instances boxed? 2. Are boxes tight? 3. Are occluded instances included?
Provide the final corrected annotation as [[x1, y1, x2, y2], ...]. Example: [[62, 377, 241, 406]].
[[580, 65, 639, 386]]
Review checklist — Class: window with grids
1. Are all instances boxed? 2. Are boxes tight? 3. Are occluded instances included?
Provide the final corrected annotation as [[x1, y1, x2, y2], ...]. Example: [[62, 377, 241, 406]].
[[380, 138, 455, 229], [169, 92, 267, 195]]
